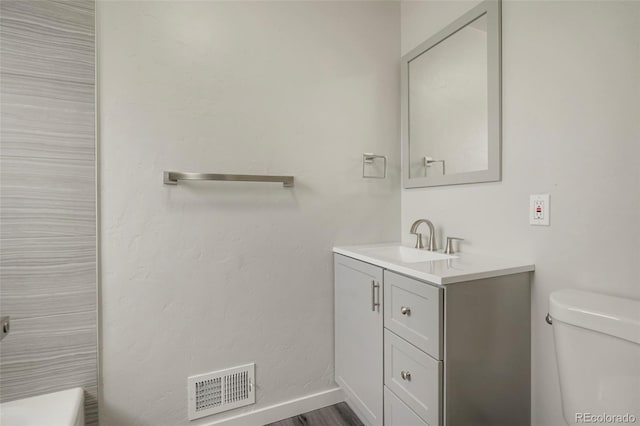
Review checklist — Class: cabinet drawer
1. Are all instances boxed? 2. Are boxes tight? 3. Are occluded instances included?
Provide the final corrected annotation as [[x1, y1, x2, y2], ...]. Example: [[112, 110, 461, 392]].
[[384, 271, 442, 359], [384, 387, 428, 426], [384, 330, 441, 426]]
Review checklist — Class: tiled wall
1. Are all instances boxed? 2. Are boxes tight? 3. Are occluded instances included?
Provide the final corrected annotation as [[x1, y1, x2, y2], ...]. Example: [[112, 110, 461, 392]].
[[0, 1, 97, 423]]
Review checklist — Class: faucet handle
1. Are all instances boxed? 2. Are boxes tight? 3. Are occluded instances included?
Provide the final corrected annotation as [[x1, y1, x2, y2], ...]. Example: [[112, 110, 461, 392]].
[[444, 237, 464, 254]]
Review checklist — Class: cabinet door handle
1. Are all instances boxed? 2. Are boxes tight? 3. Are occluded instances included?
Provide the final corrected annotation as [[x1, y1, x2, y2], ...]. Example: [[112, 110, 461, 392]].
[[401, 371, 411, 381], [400, 306, 411, 316], [371, 280, 380, 311]]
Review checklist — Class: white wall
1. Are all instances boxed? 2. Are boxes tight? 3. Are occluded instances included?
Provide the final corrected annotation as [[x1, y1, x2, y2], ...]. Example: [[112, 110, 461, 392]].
[[98, 2, 399, 424], [401, 1, 640, 425]]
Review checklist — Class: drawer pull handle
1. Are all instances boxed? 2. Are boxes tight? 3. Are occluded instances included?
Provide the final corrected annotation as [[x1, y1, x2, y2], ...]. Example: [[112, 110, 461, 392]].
[[400, 306, 411, 316], [400, 371, 411, 381], [371, 281, 380, 311]]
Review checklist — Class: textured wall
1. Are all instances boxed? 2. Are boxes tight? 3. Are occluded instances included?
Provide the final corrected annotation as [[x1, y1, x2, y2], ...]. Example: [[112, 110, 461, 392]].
[[0, 1, 97, 423], [98, 1, 399, 425], [400, 1, 640, 425]]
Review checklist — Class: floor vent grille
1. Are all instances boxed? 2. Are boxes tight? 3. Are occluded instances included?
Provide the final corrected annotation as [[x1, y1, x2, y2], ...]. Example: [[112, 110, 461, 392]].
[[188, 363, 255, 420]]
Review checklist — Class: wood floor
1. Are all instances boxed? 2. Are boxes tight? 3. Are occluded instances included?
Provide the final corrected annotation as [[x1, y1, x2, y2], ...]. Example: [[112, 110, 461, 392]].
[[265, 403, 363, 426]]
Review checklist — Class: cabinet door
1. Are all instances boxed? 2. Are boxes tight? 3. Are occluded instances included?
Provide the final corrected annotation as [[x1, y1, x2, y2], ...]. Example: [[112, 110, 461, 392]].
[[334, 254, 383, 426]]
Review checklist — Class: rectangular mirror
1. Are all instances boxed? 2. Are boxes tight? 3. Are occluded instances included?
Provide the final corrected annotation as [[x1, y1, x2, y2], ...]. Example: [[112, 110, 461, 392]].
[[402, 0, 501, 188]]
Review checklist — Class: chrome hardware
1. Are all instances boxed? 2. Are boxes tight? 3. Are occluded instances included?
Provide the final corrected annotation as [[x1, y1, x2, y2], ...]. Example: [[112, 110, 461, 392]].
[[163, 171, 294, 187], [444, 237, 464, 254], [423, 156, 446, 176], [400, 306, 411, 316], [0, 316, 9, 342], [371, 281, 380, 312], [410, 219, 437, 251], [400, 371, 411, 381], [545, 313, 553, 325], [413, 233, 424, 249], [363, 153, 387, 179]]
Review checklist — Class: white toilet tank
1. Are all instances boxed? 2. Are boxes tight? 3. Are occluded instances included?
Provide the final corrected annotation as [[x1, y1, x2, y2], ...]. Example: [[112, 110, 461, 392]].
[[550, 289, 640, 426]]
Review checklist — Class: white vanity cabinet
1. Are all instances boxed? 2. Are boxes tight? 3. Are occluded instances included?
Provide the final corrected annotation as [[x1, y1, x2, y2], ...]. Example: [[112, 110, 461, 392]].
[[334, 254, 384, 426], [334, 251, 532, 426]]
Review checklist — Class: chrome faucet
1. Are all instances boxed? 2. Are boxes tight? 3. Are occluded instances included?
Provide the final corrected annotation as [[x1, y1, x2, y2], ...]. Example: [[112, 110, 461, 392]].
[[410, 219, 437, 251], [444, 236, 464, 254]]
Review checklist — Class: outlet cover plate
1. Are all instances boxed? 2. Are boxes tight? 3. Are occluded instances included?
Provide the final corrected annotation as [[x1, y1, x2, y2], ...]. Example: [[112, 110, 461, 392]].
[[530, 194, 550, 226]]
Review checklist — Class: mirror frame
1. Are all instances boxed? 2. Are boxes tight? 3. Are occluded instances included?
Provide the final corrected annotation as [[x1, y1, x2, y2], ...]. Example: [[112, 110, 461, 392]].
[[402, 0, 501, 188]]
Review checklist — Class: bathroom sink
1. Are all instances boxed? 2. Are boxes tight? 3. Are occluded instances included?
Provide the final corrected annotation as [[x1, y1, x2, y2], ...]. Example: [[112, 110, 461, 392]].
[[359, 245, 456, 263]]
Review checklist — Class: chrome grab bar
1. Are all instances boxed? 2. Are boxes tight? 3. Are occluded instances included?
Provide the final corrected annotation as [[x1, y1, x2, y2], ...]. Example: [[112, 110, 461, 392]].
[[163, 171, 294, 187]]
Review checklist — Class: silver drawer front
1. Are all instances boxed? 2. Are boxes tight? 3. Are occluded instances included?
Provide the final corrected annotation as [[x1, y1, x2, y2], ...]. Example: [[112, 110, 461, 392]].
[[384, 271, 442, 359]]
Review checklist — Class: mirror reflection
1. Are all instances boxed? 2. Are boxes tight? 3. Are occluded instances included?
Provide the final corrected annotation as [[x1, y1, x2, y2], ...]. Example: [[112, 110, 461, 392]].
[[409, 15, 488, 178]]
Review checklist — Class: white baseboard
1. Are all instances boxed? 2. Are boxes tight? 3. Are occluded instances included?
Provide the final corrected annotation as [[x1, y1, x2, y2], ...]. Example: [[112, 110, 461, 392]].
[[202, 387, 345, 426]]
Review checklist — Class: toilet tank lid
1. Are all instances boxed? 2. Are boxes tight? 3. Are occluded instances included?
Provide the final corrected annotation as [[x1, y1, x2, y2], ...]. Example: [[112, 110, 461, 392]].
[[550, 289, 640, 344]]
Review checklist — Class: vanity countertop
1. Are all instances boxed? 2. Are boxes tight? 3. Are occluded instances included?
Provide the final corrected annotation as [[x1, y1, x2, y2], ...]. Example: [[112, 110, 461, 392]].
[[333, 243, 534, 285]]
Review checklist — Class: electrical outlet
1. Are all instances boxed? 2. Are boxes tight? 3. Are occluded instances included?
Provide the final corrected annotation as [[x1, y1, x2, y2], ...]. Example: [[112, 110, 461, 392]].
[[534, 200, 544, 219], [530, 194, 550, 226]]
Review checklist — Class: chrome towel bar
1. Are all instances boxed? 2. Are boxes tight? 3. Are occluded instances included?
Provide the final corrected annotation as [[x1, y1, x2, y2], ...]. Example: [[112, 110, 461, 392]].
[[163, 171, 294, 187]]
